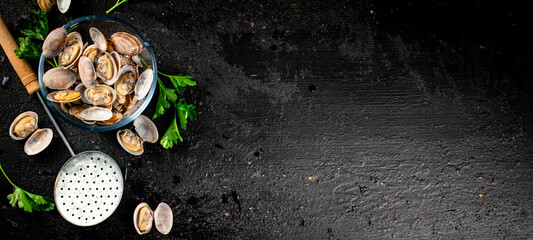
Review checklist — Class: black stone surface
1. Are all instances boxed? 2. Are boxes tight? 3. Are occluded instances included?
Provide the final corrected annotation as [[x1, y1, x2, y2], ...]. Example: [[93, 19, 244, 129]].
[[1, 0, 533, 239]]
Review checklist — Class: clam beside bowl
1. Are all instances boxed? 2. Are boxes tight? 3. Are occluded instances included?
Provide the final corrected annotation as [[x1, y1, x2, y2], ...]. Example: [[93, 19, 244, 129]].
[[38, 15, 157, 132]]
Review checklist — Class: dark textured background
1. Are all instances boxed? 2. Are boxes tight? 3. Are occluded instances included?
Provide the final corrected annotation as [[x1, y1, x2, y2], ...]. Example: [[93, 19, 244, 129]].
[[1, 0, 533, 239]]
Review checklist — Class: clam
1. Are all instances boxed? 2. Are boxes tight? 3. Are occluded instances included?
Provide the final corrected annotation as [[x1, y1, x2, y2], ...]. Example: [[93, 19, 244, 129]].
[[110, 32, 143, 56], [133, 203, 153, 235], [115, 65, 137, 96], [69, 104, 96, 124], [89, 27, 107, 51], [57, 0, 71, 13], [95, 52, 118, 85], [117, 129, 143, 155], [85, 85, 116, 106], [9, 111, 38, 140], [82, 44, 101, 63], [133, 202, 173, 235], [46, 89, 82, 103], [37, 0, 55, 12], [42, 28, 67, 58], [154, 203, 173, 235], [97, 110, 123, 125], [43, 67, 77, 90], [135, 69, 154, 100], [24, 128, 53, 156], [78, 56, 97, 89], [117, 115, 158, 155], [110, 51, 122, 74], [80, 107, 113, 121], [59, 32, 83, 68]]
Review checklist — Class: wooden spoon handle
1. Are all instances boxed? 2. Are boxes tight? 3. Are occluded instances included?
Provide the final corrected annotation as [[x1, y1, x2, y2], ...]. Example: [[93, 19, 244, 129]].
[[0, 15, 40, 95]]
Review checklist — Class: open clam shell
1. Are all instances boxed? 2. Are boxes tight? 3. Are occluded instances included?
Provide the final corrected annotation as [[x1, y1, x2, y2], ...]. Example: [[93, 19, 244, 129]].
[[43, 67, 77, 90], [135, 69, 153, 100], [154, 203, 173, 235], [78, 56, 97, 89], [42, 28, 67, 58], [133, 203, 153, 235], [37, 0, 55, 12], [57, 0, 71, 13], [74, 83, 92, 104], [59, 32, 84, 69], [95, 51, 119, 85], [133, 202, 173, 235], [89, 27, 107, 51], [46, 89, 82, 103], [117, 115, 157, 155], [133, 115, 158, 144], [115, 65, 137, 96], [85, 85, 116, 106], [110, 32, 143, 56], [117, 129, 144, 155], [80, 107, 113, 121], [24, 128, 53, 156], [9, 111, 38, 140]]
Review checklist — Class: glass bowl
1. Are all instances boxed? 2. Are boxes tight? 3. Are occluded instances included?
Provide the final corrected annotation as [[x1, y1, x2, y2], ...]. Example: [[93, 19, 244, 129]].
[[38, 15, 157, 132]]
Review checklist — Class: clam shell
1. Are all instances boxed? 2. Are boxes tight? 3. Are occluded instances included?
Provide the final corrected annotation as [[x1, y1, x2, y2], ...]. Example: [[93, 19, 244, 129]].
[[57, 0, 71, 13], [9, 111, 38, 140], [43, 67, 77, 90], [95, 52, 118, 85], [154, 203, 173, 235], [37, 0, 55, 12], [42, 28, 67, 58], [24, 128, 53, 156], [115, 65, 137, 96], [97, 110, 123, 125], [78, 56, 97, 89], [117, 129, 144, 155], [110, 32, 143, 56], [85, 85, 116, 106], [59, 32, 84, 69], [80, 107, 113, 121], [82, 44, 101, 63], [133, 203, 153, 235], [135, 69, 153, 100], [46, 89, 82, 103], [89, 27, 107, 51], [133, 115, 158, 143]]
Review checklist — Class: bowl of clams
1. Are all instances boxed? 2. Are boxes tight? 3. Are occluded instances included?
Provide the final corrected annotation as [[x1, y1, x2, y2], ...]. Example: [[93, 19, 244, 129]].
[[38, 15, 157, 131]]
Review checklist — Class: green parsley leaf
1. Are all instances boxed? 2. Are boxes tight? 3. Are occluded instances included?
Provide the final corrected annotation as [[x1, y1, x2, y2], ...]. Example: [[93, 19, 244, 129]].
[[160, 112, 182, 149], [14, 37, 42, 59], [1, 164, 55, 213], [106, 0, 131, 14], [20, 9, 48, 41], [176, 99, 196, 130], [159, 73, 197, 93], [153, 77, 178, 120]]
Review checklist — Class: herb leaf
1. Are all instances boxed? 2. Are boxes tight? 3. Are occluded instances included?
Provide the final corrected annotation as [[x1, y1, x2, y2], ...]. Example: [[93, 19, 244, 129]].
[[20, 9, 48, 41], [152, 77, 178, 120], [14, 37, 42, 59], [176, 99, 196, 130], [159, 73, 197, 93], [1, 164, 55, 213], [160, 112, 182, 149]]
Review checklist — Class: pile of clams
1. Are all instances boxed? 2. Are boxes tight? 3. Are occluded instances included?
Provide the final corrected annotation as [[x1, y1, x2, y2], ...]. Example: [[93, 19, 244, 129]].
[[9, 111, 53, 155], [41, 27, 154, 126], [134, 202, 173, 235]]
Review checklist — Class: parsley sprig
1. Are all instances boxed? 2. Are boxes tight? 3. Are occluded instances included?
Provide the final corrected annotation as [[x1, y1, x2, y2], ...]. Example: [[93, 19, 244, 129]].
[[0, 164, 55, 213], [153, 74, 197, 149], [15, 8, 49, 60]]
